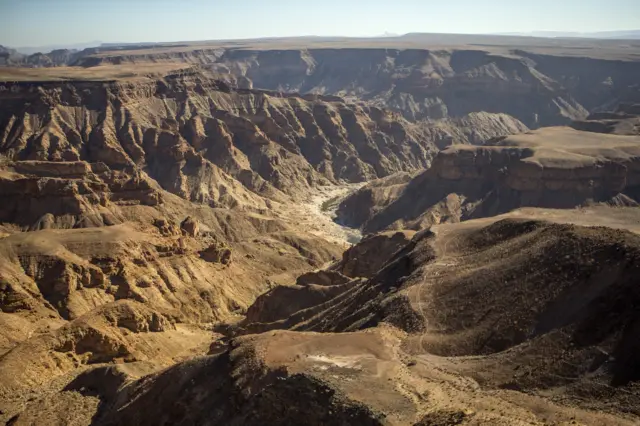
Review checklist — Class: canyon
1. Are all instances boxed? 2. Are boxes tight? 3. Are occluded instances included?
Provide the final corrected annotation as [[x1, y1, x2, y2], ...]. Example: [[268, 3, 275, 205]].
[[1, 34, 640, 425], [337, 103, 640, 233]]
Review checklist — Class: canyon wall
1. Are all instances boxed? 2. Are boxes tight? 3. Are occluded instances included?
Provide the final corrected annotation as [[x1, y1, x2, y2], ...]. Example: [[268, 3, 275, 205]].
[[209, 48, 640, 127], [0, 70, 527, 228], [338, 125, 640, 233], [6, 42, 640, 129]]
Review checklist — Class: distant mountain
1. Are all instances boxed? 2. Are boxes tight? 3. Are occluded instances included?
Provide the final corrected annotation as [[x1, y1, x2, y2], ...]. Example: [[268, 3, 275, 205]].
[[0, 45, 24, 65], [376, 32, 400, 38], [0, 45, 89, 67], [14, 41, 102, 55], [495, 30, 640, 39]]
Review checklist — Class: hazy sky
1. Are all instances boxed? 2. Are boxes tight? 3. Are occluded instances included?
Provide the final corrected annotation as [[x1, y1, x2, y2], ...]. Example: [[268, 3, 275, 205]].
[[1, 0, 639, 47]]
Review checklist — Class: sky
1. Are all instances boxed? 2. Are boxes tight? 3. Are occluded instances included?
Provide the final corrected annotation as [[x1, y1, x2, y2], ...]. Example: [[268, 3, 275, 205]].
[[1, 0, 639, 48]]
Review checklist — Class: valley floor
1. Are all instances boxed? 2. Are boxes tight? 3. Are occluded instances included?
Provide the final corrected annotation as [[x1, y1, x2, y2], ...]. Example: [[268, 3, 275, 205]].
[[273, 183, 366, 246]]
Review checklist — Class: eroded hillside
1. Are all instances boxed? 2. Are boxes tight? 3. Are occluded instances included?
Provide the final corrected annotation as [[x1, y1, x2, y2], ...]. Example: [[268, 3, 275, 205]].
[[337, 106, 640, 234], [5, 37, 640, 128], [9, 213, 640, 425], [210, 48, 640, 128], [0, 70, 528, 229], [2, 36, 640, 426]]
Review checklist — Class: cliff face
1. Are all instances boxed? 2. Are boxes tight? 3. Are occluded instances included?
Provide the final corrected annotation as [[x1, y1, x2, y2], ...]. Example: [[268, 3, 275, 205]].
[[218, 218, 640, 423], [0, 71, 528, 227], [14, 45, 639, 128], [0, 161, 162, 229], [74, 47, 225, 67], [0, 46, 86, 67], [0, 74, 424, 202], [338, 126, 640, 233], [571, 103, 640, 135], [0, 45, 23, 66], [210, 48, 640, 127]]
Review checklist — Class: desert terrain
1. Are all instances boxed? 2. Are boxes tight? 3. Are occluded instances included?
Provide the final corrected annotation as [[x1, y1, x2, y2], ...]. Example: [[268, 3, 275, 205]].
[[0, 34, 640, 425]]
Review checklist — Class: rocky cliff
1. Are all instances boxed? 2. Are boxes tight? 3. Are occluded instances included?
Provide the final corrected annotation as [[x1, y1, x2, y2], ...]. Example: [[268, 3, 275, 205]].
[[8, 41, 640, 128], [571, 102, 640, 135], [338, 124, 640, 233], [0, 45, 86, 67], [0, 70, 529, 228], [67, 216, 637, 426], [209, 48, 640, 127]]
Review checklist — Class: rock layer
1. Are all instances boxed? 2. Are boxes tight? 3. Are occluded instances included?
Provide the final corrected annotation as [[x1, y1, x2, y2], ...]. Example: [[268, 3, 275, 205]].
[[0, 71, 526, 217], [29, 216, 640, 425], [338, 125, 640, 233], [226, 218, 640, 420], [210, 48, 640, 127]]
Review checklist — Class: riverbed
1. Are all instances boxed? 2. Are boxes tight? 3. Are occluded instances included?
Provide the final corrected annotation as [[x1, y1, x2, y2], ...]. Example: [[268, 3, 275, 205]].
[[274, 183, 365, 247]]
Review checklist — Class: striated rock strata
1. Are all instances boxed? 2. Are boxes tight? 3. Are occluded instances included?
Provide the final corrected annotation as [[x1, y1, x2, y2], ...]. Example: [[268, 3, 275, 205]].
[[338, 126, 640, 233], [0, 71, 526, 220]]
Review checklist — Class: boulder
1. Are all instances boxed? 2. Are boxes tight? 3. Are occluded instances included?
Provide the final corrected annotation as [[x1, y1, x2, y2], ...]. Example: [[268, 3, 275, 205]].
[[180, 216, 200, 237], [199, 241, 232, 265]]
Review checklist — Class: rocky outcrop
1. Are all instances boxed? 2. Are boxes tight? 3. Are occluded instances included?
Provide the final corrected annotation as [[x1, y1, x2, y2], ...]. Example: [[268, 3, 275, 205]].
[[0, 46, 85, 67], [571, 103, 640, 135], [0, 216, 343, 324], [335, 172, 415, 229], [230, 219, 640, 418], [336, 230, 415, 278], [0, 161, 161, 229], [24, 49, 85, 67], [0, 299, 175, 396], [180, 216, 199, 237], [54, 332, 391, 426], [199, 240, 232, 265], [338, 126, 640, 233], [152, 218, 180, 236]]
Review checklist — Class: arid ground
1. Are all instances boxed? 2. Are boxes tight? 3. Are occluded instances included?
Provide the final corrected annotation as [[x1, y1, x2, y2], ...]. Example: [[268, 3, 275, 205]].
[[1, 34, 640, 425]]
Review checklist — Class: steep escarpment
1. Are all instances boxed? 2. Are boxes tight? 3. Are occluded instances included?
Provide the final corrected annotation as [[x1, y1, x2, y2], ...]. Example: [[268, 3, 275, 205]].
[[211, 48, 640, 127], [0, 73, 448, 204], [338, 125, 640, 233], [571, 102, 640, 135], [74, 47, 225, 68], [0, 45, 87, 67], [227, 218, 640, 418], [6, 39, 640, 129], [0, 71, 530, 230], [514, 50, 640, 113], [0, 195, 344, 413], [0, 161, 163, 229], [9, 216, 640, 425]]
